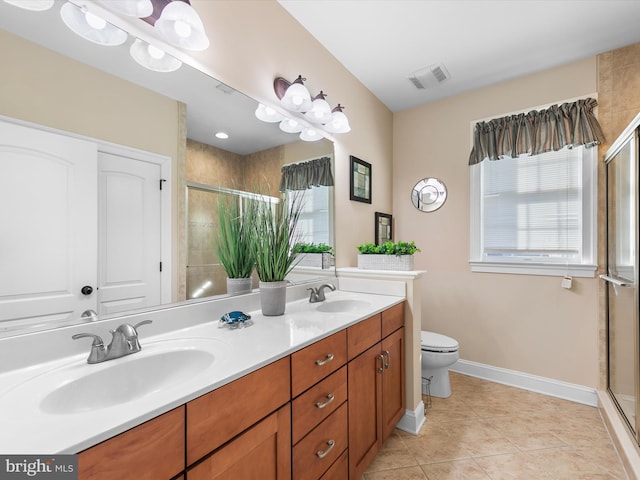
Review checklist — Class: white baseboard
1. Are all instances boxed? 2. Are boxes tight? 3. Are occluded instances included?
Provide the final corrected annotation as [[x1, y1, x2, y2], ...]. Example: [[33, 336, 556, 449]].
[[396, 401, 426, 436], [450, 359, 598, 407]]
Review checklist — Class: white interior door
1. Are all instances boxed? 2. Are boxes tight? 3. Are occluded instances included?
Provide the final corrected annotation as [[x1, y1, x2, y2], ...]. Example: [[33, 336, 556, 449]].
[[0, 119, 97, 332], [97, 152, 162, 315]]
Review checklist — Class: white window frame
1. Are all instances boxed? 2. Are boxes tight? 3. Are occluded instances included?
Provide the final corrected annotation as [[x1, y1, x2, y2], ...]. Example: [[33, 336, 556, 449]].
[[469, 101, 598, 278]]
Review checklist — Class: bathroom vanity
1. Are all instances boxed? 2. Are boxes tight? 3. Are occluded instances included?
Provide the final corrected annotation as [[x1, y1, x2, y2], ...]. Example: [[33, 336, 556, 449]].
[[0, 288, 406, 480]]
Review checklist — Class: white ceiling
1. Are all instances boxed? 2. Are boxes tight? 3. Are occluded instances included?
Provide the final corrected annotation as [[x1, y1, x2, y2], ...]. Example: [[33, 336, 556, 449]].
[[278, 0, 640, 112]]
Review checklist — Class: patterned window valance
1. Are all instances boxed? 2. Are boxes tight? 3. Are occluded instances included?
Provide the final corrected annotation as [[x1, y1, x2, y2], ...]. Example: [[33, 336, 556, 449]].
[[279, 156, 334, 192], [468, 97, 606, 165]]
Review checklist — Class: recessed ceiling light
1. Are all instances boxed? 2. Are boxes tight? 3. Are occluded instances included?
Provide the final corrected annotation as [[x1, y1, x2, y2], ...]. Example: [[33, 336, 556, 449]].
[[215, 132, 229, 139]]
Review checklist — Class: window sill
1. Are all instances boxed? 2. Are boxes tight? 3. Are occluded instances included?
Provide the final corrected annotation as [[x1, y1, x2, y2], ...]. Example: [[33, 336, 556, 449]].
[[469, 261, 597, 278]]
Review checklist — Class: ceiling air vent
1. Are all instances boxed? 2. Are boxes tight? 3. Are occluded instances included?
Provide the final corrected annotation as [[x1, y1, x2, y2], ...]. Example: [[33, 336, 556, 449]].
[[408, 63, 451, 90]]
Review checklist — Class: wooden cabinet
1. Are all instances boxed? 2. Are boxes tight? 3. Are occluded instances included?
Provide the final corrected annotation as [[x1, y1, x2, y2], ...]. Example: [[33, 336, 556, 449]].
[[76, 302, 405, 480], [291, 332, 349, 480], [186, 356, 290, 465], [347, 303, 405, 480], [78, 406, 185, 480], [187, 404, 291, 480]]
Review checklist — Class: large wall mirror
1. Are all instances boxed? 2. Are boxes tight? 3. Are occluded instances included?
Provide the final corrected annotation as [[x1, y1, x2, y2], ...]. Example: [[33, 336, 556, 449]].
[[0, 1, 335, 337]]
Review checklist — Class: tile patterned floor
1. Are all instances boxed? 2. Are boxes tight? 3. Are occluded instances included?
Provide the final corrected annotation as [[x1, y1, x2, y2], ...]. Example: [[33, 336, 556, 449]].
[[363, 372, 628, 480]]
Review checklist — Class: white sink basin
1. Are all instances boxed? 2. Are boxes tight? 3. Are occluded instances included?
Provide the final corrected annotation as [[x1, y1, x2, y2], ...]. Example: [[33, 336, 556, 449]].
[[316, 299, 372, 313], [0, 338, 224, 415], [41, 346, 215, 414]]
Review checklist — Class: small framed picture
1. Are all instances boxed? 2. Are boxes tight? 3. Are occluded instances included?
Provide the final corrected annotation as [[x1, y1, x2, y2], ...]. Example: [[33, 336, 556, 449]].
[[375, 212, 392, 245], [350, 155, 372, 204]]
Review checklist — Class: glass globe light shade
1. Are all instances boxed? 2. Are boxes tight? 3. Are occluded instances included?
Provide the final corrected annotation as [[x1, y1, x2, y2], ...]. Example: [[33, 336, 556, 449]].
[[324, 107, 351, 134], [280, 80, 312, 113], [279, 118, 304, 133], [304, 93, 332, 124], [130, 38, 182, 73], [155, 1, 210, 51], [300, 127, 322, 142], [255, 104, 285, 123], [60, 2, 127, 46]]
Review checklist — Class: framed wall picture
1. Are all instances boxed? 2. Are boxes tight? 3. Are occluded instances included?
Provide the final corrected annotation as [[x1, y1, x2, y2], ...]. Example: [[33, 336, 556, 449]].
[[375, 212, 392, 245], [350, 155, 372, 203]]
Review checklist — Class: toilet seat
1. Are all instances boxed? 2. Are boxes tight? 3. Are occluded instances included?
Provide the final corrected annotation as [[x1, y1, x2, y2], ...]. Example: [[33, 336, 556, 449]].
[[421, 331, 458, 353]]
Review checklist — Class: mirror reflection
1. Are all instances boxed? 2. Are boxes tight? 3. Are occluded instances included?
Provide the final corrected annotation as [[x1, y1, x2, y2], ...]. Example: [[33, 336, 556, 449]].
[[0, 1, 335, 337]]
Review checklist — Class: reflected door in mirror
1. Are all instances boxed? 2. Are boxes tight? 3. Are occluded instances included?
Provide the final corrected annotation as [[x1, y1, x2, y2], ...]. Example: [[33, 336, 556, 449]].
[[0, 120, 98, 331]]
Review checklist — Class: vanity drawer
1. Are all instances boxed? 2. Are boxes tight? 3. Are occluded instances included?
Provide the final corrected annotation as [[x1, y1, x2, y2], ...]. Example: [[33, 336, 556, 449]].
[[382, 302, 404, 338], [347, 313, 381, 360], [291, 330, 347, 397], [319, 450, 348, 480], [78, 406, 185, 480], [186, 356, 290, 465], [292, 366, 347, 444], [292, 402, 348, 480]]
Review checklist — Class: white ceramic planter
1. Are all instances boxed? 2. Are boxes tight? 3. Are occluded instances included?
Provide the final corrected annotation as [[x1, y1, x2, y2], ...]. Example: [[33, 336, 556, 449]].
[[295, 252, 333, 269], [259, 281, 287, 316], [357, 254, 414, 271], [226, 277, 253, 296]]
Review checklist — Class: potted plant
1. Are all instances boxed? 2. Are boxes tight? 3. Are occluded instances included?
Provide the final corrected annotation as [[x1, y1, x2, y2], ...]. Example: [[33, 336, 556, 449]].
[[356, 240, 421, 271], [215, 196, 256, 296], [251, 193, 304, 315], [292, 242, 334, 269]]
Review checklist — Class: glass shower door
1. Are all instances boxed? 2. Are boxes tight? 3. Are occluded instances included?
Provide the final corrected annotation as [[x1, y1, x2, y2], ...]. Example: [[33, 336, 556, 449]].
[[604, 126, 639, 440]]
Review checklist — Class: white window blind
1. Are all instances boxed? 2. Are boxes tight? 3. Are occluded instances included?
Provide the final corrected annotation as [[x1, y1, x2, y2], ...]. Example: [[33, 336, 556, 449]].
[[287, 186, 332, 245], [470, 145, 597, 276]]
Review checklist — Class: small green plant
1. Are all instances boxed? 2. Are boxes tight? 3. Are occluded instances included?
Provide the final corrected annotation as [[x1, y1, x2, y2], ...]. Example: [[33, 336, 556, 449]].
[[356, 240, 421, 256], [292, 242, 334, 255]]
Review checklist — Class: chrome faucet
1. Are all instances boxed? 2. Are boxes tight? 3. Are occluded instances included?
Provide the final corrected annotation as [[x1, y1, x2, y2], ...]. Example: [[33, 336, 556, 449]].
[[73, 320, 152, 364], [307, 283, 336, 303]]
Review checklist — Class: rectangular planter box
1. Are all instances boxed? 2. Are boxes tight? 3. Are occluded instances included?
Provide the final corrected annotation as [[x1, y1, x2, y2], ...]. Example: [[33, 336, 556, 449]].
[[295, 252, 333, 269], [357, 254, 414, 271]]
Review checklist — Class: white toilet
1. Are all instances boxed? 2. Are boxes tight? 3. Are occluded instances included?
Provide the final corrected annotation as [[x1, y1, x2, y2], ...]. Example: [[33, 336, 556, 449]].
[[420, 331, 459, 398]]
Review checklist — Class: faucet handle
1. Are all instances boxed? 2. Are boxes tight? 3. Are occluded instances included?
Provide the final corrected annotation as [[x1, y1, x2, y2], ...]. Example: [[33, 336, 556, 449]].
[[72, 333, 106, 364], [133, 320, 152, 330], [307, 287, 319, 303], [72, 332, 104, 346]]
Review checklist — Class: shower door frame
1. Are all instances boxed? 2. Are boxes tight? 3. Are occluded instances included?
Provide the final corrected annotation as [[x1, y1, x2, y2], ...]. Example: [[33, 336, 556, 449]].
[[603, 115, 640, 445]]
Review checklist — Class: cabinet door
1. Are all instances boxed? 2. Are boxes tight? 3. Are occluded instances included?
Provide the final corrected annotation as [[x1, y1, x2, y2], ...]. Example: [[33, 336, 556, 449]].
[[78, 407, 185, 480], [187, 404, 291, 480], [347, 343, 383, 480], [381, 327, 405, 440]]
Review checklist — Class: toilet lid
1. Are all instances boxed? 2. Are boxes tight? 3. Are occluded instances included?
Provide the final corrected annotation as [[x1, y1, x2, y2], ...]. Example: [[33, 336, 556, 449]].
[[421, 331, 458, 352]]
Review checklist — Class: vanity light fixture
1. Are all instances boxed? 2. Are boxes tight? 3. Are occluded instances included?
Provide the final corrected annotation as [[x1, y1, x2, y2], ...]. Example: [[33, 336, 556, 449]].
[[263, 75, 351, 140], [130, 38, 182, 72], [60, 2, 128, 46], [154, 0, 210, 51], [2, 0, 54, 11], [96, 0, 152, 18]]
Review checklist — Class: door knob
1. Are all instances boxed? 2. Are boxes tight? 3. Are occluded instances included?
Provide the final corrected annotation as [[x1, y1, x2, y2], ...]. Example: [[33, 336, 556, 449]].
[[81, 285, 94, 295]]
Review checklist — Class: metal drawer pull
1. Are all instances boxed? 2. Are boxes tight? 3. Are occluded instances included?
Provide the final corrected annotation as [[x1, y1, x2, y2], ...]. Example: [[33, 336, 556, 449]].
[[316, 439, 335, 459], [377, 354, 385, 373], [316, 393, 335, 409], [383, 350, 390, 369], [315, 353, 334, 366]]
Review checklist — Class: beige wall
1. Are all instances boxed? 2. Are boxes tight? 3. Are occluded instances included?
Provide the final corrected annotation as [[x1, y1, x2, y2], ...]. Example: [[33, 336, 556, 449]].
[[393, 58, 600, 387], [189, 0, 394, 267]]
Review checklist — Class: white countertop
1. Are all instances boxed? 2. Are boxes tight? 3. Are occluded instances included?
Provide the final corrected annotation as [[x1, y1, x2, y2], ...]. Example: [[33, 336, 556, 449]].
[[0, 290, 403, 454]]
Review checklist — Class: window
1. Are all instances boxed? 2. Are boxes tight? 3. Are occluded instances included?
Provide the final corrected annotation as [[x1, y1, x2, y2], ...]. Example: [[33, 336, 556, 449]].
[[470, 146, 597, 276], [287, 185, 333, 246]]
